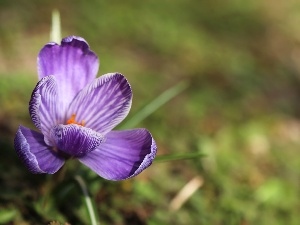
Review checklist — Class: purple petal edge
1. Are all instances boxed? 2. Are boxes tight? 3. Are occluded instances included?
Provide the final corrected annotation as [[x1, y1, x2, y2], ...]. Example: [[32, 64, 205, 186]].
[[78, 129, 157, 181], [128, 133, 157, 179], [14, 125, 65, 174], [50, 124, 104, 157], [41, 36, 94, 55], [29, 75, 60, 135], [61, 36, 94, 54], [37, 36, 99, 110], [68, 73, 132, 134]]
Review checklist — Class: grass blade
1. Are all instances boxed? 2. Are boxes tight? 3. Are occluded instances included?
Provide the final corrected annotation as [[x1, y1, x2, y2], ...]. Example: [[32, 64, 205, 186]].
[[120, 80, 188, 129], [155, 152, 205, 163]]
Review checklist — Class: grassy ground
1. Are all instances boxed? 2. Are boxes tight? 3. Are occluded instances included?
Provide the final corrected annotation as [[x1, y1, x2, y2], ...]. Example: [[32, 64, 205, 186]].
[[0, 0, 300, 224]]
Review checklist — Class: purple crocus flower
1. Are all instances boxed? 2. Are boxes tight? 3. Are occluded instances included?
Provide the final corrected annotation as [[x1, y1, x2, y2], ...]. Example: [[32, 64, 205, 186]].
[[14, 36, 157, 181]]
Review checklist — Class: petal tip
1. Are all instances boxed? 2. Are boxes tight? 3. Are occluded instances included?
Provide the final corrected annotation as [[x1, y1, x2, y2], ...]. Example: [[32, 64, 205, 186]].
[[14, 126, 45, 174], [128, 131, 157, 179], [37, 36, 99, 104], [61, 36, 95, 55], [62, 35, 87, 44], [14, 126, 65, 174], [78, 129, 157, 181], [42, 36, 88, 48]]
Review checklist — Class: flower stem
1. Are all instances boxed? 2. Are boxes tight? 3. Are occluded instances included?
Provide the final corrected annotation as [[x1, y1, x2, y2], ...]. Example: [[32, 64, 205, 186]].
[[74, 175, 99, 225], [50, 9, 61, 43]]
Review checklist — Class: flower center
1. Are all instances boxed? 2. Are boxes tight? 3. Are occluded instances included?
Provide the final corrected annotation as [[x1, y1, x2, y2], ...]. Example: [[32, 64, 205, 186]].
[[66, 114, 85, 126]]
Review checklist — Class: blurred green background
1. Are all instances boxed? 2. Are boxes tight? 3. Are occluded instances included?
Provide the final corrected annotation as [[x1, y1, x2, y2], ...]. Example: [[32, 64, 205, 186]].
[[1, 0, 300, 224]]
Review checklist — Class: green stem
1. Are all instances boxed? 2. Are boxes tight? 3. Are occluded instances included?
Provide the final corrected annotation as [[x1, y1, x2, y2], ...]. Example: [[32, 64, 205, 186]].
[[50, 9, 61, 43], [74, 175, 99, 225]]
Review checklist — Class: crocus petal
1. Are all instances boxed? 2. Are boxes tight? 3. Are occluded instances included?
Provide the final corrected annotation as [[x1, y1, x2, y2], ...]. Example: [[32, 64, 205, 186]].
[[29, 75, 60, 140], [78, 129, 157, 181], [68, 73, 132, 134], [14, 126, 65, 174], [50, 124, 104, 157], [37, 36, 99, 110]]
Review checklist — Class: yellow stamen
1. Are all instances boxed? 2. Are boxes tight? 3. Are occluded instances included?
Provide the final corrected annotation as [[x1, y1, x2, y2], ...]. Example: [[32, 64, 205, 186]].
[[66, 114, 85, 126]]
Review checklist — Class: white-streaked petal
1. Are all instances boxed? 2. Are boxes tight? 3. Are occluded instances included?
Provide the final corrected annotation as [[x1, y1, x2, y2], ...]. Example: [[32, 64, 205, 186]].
[[14, 125, 65, 174], [78, 129, 157, 180], [29, 75, 61, 139], [68, 73, 132, 134], [50, 124, 104, 157], [37, 36, 99, 111]]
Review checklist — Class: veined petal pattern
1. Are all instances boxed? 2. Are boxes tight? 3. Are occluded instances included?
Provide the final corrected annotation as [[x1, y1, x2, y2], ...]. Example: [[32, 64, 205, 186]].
[[29, 75, 60, 139], [50, 124, 105, 157], [78, 129, 157, 180], [37, 36, 99, 110], [14, 126, 65, 174], [68, 73, 132, 134]]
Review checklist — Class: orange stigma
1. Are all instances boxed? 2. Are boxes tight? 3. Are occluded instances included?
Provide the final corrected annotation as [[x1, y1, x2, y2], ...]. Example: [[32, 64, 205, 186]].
[[66, 114, 85, 126]]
